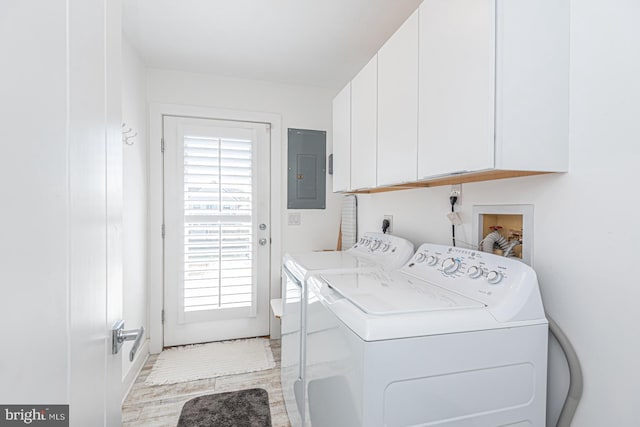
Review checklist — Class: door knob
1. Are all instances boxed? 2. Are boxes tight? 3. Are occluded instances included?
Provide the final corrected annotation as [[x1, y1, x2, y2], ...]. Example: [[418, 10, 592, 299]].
[[112, 320, 145, 361], [259, 223, 267, 230], [259, 238, 268, 246]]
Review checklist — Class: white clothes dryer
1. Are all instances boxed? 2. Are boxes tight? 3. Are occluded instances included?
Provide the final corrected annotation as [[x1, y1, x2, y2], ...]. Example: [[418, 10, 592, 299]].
[[281, 232, 414, 427], [305, 243, 548, 427]]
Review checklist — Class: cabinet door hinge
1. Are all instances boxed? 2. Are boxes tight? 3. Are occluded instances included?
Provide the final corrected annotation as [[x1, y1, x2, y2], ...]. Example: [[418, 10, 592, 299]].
[[161, 310, 165, 323], [161, 138, 165, 153], [161, 224, 165, 239]]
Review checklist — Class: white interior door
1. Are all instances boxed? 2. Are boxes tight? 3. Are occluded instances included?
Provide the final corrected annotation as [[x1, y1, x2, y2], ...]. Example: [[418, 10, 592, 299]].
[[163, 116, 271, 346]]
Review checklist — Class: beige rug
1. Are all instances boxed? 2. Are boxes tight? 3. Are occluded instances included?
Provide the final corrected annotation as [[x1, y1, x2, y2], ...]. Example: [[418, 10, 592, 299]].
[[145, 338, 275, 385]]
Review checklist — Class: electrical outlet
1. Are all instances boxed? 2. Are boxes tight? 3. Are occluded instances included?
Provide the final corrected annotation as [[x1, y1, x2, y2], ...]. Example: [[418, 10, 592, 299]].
[[450, 184, 462, 206], [383, 215, 393, 234], [288, 213, 301, 226]]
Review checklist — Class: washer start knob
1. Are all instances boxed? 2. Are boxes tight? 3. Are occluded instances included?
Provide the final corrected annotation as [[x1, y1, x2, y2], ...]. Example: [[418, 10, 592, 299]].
[[487, 270, 503, 284], [467, 265, 483, 279], [442, 258, 461, 274], [425, 255, 439, 266]]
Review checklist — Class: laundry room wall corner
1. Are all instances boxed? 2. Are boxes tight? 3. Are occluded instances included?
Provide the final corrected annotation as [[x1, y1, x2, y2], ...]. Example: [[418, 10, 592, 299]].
[[121, 36, 150, 398]]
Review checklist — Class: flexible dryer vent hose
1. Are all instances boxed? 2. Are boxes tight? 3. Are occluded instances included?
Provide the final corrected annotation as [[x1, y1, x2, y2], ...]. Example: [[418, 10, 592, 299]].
[[479, 230, 519, 257], [546, 313, 583, 427]]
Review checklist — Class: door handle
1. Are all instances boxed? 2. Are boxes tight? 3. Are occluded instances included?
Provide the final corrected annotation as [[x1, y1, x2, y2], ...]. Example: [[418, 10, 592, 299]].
[[112, 320, 145, 361], [259, 238, 268, 246]]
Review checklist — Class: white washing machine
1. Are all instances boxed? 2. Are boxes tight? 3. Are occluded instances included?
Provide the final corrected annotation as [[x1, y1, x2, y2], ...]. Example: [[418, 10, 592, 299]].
[[305, 243, 548, 427], [281, 232, 414, 427]]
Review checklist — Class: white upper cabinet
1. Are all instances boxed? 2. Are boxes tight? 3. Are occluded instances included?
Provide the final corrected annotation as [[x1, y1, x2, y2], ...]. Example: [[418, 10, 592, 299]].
[[330, 0, 568, 192], [494, 0, 569, 172], [332, 82, 351, 192], [418, 0, 495, 178], [350, 55, 378, 190], [418, 0, 569, 179], [377, 10, 419, 186]]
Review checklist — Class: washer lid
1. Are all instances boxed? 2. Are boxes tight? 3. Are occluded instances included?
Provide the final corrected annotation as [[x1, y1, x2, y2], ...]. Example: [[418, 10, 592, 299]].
[[320, 271, 484, 315], [283, 251, 379, 281]]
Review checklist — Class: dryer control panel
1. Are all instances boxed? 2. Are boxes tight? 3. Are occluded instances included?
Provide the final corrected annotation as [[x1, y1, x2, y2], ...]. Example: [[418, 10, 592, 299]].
[[349, 232, 415, 271], [400, 243, 544, 323]]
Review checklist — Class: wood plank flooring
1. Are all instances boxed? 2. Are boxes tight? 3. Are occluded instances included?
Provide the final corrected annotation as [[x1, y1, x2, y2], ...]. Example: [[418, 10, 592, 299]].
[[122, 339, 291, 427]]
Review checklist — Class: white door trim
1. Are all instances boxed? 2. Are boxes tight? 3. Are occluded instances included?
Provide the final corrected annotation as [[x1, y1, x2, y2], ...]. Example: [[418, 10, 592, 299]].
[[149, 103, 282, 353]]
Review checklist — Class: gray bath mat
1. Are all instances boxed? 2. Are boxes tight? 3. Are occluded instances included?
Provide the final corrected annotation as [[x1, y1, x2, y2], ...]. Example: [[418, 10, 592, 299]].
[[177, 388, 272, 427]]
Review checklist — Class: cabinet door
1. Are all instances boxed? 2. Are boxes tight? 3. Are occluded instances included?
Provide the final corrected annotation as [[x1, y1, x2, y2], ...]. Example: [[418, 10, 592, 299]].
[[377, 10, 419, 186], [418, 0, 495, 179], [350, 55, 377, 190], [332, 83, 351, 192]]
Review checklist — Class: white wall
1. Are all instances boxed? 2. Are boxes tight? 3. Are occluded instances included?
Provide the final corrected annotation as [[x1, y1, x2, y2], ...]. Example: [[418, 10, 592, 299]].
[[121, 38, 149, 395], [355, 1, 640, 425], [146, 69, 342, 255], [145, 70, 341, 343]]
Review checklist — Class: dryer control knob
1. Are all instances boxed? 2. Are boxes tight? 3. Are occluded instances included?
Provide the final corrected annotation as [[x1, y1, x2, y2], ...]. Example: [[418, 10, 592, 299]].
[[442, 258, 461, 274], [487, 270, 503, 284], [415, 253, 427, 263], [371, 240, 381, 250], [467, 265, 483, 279], [425, 255, 439, 266]]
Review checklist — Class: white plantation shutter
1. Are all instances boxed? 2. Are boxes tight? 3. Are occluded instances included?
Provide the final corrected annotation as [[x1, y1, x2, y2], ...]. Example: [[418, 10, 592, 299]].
[[163, 115, 270, 346], [182, 135, 255, 312]]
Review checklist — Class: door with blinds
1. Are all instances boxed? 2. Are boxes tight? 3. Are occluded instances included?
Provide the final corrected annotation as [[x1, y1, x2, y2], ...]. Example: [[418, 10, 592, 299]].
[[163, 116, 271, 346]]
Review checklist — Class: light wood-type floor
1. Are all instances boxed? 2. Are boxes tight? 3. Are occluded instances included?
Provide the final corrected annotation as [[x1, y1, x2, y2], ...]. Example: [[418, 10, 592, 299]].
[[122, 339, 291, 427]]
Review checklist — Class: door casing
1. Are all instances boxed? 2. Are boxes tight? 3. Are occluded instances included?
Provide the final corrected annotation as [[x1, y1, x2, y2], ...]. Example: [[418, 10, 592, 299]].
[[162, 116, 271, 345], [148, 103, 282, 353]]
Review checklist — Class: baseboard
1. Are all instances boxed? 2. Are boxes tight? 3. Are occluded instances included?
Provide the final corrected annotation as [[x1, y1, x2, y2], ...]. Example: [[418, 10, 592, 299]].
[[121, 339, 150, 404]]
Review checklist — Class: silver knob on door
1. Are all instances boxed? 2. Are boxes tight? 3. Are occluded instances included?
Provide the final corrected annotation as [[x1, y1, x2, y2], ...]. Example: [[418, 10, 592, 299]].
[[259, 223, 267, 230], [259, 238, 268, 246]]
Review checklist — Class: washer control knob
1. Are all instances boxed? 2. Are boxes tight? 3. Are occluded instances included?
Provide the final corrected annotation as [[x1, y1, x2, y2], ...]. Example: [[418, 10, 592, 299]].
[[382, 243, 390, 252], [415, 253, 427, 263], [467, 265, 483, 279], [487, 270, 503, 284], [442, 258, 461, 274], [371, 240, 381, 250], [425, 255, 439, 266]]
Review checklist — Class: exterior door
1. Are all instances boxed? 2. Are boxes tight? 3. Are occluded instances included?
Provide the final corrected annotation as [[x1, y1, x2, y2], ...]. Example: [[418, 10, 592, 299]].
[[163, 116, 271, 346]]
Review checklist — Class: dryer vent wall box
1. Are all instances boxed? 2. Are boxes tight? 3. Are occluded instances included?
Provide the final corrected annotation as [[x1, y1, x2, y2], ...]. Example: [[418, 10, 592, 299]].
[[473, 204, 534, 266], [287, 128, 327, 209]]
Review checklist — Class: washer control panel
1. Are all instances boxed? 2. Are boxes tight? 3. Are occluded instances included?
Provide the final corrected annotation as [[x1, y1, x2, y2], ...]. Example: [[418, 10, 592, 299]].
[[400, 243, 539, 314], [349, 232, 415, 270]]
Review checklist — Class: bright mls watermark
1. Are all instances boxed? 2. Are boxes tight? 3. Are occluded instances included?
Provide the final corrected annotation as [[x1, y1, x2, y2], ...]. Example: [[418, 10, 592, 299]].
[[0, 406, 68, 426]]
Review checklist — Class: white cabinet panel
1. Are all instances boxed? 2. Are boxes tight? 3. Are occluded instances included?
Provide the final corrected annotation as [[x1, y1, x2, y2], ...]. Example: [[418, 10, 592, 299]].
[[350, 55, 378, 190], [495, 0, 569, 171], [418, 0, 568, 180], [332, 83, 351, 192], [378, 10, 419, 186], [418, 0, 495, 179]]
